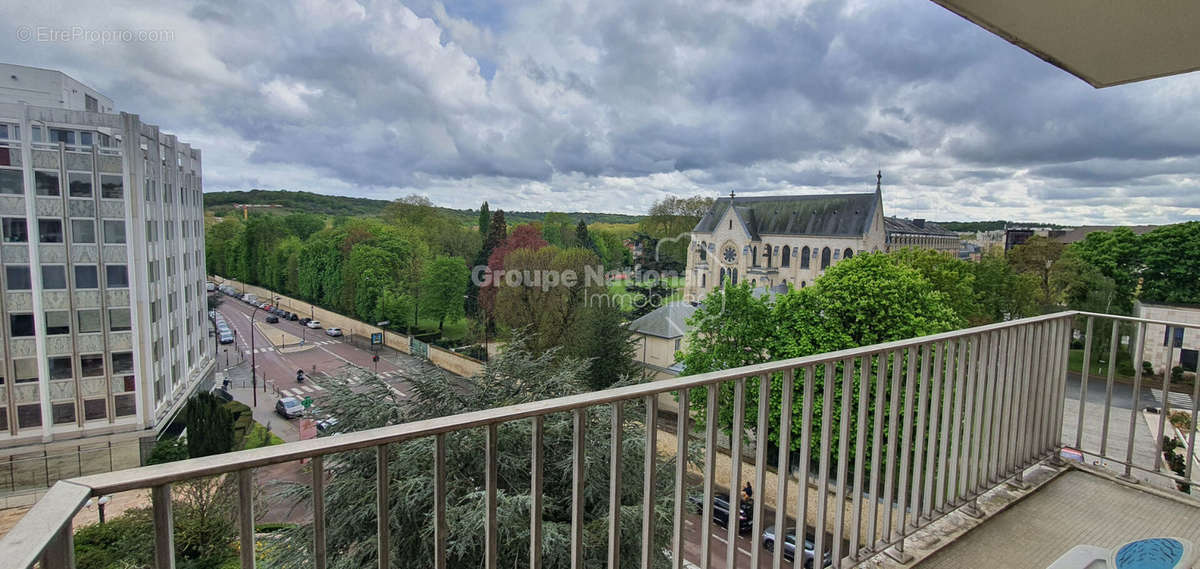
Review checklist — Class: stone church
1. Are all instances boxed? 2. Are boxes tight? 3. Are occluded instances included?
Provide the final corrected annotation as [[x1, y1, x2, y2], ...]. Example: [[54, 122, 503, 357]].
[[682, 173, 959, 300]]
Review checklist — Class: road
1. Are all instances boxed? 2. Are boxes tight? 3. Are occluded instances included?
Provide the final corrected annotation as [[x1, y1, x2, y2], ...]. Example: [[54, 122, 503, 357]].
[[210, 292, 437, 441]]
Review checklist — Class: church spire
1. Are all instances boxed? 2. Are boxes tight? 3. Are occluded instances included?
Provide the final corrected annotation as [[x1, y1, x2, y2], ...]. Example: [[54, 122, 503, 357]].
[[876, 170, 882, 193], [730, 189, 736, 201]]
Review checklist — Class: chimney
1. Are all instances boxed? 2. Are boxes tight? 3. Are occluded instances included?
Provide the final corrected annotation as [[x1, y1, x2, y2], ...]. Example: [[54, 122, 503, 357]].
[[914, 218, 926, 228]]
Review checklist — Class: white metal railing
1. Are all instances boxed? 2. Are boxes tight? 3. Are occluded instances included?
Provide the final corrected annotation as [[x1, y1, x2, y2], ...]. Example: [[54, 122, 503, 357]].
[[4, 310, 1195, 568]]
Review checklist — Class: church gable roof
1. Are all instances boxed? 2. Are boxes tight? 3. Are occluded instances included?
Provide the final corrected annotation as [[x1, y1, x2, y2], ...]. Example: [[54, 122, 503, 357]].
[[883, 217, 958, 237], [694, 193, 879, 238]]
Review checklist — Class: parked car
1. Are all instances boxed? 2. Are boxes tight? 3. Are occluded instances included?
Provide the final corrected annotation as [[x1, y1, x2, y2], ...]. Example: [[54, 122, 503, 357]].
[[762, 526, 831, 568], [687, 492, 753, 534], [206, 282, 216, 292], [299, 317, 312, 326], [288, 313, 299, 321], [316, 416, 340, 434], [218, 331, 235, 344], [280, 311, 293, 320], [325, 327, 343, 337], [307, 320, 322, 329], [275, 397, 304, 419], [265, 315, 279, 323]]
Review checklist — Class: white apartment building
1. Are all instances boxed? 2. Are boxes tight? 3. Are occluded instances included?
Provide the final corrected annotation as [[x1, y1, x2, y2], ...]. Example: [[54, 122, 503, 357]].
[[0, 64, 212, 466]]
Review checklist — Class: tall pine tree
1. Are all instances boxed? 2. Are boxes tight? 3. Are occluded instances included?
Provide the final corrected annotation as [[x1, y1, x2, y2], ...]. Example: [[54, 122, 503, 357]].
[[466, 209, 507, 318]]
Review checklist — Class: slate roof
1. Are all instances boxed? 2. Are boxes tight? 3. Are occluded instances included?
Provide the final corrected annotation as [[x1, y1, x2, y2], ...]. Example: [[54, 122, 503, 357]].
[[693, 193, 880, 238], [883, 217, 958, 237], [627, 301, 699, 339], [1050, 225, 1158, 244]]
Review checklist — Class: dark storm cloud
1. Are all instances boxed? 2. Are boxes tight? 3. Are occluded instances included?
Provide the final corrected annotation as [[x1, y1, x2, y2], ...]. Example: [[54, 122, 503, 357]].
[[1, 0, 1198, 222]]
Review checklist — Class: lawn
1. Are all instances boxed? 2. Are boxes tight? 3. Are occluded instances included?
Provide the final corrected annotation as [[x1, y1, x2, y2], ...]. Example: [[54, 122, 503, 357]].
[[605, 276, 685, 312], [1068, 348, 1137, 381]]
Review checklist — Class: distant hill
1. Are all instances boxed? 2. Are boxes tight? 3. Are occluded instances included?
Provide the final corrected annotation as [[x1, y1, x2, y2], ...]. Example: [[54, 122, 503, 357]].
[[204, 189, 643, 226], [934, 220, 1073, 232]]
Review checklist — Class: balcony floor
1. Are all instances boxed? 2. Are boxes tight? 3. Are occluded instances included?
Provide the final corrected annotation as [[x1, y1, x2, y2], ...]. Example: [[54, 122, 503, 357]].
[[916, 469, 1200, 569]]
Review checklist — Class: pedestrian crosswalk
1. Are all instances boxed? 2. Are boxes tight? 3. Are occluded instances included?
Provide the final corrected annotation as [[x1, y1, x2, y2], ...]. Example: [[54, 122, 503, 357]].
[[280, 384, 326, 398], [1151, 388, 1195, 410]]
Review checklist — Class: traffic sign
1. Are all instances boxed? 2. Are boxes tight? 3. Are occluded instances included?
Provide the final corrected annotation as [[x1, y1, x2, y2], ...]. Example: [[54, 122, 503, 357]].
[[371, 332, 383, 345], [377, 320, 390, 327], [302, 396, 313, 408]]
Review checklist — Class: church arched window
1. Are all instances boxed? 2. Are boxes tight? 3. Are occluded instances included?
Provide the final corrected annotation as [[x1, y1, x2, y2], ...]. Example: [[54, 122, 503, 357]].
[[800, 246, 810, 269], [821, 247, 831, 269], [844, 248, 853, 259], [781, 245, 790, 267]]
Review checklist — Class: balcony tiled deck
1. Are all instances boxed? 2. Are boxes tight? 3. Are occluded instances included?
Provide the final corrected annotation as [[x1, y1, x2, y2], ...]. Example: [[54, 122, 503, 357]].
[[916, 469, 1200, 569]]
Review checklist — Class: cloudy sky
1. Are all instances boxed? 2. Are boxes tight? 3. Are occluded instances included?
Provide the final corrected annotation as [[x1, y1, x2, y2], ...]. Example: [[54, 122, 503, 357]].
[[4, 0, 1200, 224]]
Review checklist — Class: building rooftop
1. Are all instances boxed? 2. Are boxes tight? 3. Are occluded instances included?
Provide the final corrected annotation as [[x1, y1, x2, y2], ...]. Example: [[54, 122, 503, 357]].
[[883, 217, 958, 237], [627, 301, 698, 339], [693, 193, 880, 238]]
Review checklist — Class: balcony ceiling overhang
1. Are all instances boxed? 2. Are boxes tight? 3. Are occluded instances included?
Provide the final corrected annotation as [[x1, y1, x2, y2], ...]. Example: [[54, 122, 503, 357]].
[[930, 0, 1200, 88]]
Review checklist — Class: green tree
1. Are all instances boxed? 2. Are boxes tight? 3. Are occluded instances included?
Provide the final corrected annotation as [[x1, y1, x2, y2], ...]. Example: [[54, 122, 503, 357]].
[[264, 335, 682, 569], [420, 256, 471, 331], [1139, 221, 1200, 304], [493, 246, 601, 353], [1070, 227, 1140, 313], [282, 212, 326, 240], [968, 252, 1040, 323], [477, 201, 490, 236], [564, 302, 640, 390], [1008, 235, 1066, 307], [889, 247, 974, 326], [205, 218, 243, 277], [184, 392, 235, 459]]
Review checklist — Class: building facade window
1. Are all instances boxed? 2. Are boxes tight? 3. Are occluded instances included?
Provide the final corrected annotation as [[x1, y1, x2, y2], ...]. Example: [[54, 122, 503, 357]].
[[800, 246, 810, 269], [84, 399, 107, 421], [48, 355, 72, 379], [45, 311, 70, 335], [844, 248, 853, 259], [112, 351, 134, 374], [109, 308, 131, 332], [0, 169, 23, 195], [71, 219, 96, 243], [5, 265, 31, 290], [74, 265, 99, 289], [38, 219, 63, 243], [77, 309, 102, 333], [42, 265, 67, 289], [52, 403, 75, 425], [68, 172, 92, 197], [102, 220, 126, 244], [17, 404, 41, 428], [34, 171, 60, 196], [821, 247, 831, 269], [781, 246, 790, 267], [100, 174, 123, 199], [14, 358, 38, 383], [106, 265, 128, 287], [80, 354, 104, 377], [9, 314, 35, 337], [2, 217, 28, 242]]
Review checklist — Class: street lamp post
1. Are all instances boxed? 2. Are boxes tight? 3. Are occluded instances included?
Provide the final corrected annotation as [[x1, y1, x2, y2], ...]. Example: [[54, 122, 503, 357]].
[[250, 296, 278, 407]]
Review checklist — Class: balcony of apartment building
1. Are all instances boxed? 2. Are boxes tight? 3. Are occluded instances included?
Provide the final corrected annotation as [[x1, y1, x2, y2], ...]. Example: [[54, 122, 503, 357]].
[[3, 309, 1198, 569]]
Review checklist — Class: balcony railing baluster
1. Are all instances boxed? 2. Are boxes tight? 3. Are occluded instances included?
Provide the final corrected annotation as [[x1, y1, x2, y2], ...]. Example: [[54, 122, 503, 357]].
[[608, 402, 623, 569], [1153, 327, 1175, 473], [925, 342, 947, 519], [237, 469, 255, 569], [376, 444, 390, 569], [797, 364, 816, 565], [571, 408, 586, 569], [700, 384, 719, 569], [832, 358, 855, 567], [639, 395, 658, 569], [770, 369, 793, 569], [910, 346, 932, 522], [725, 378, 746, 569], [1123, 322, 1148, 478], [865, 354, 886, 552], [152, 484, 175, 569], [849, 356, 872, 560], [1186, 366, 1200, 483], [880, 352, 901, 546], [436, 432, 449, 569], [1052, 319, 1071, 456], [946, 337, 967, 508], [814, 362, 835, 564], [312, 455, 326, 569], [672, 389, 688, 569], [991, 328, 1012, 483], [1075, 316, 1095, 449], [749, 375, 770, 569], [1099, 320, 1119, 457], [979, 331, 999, 488]]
